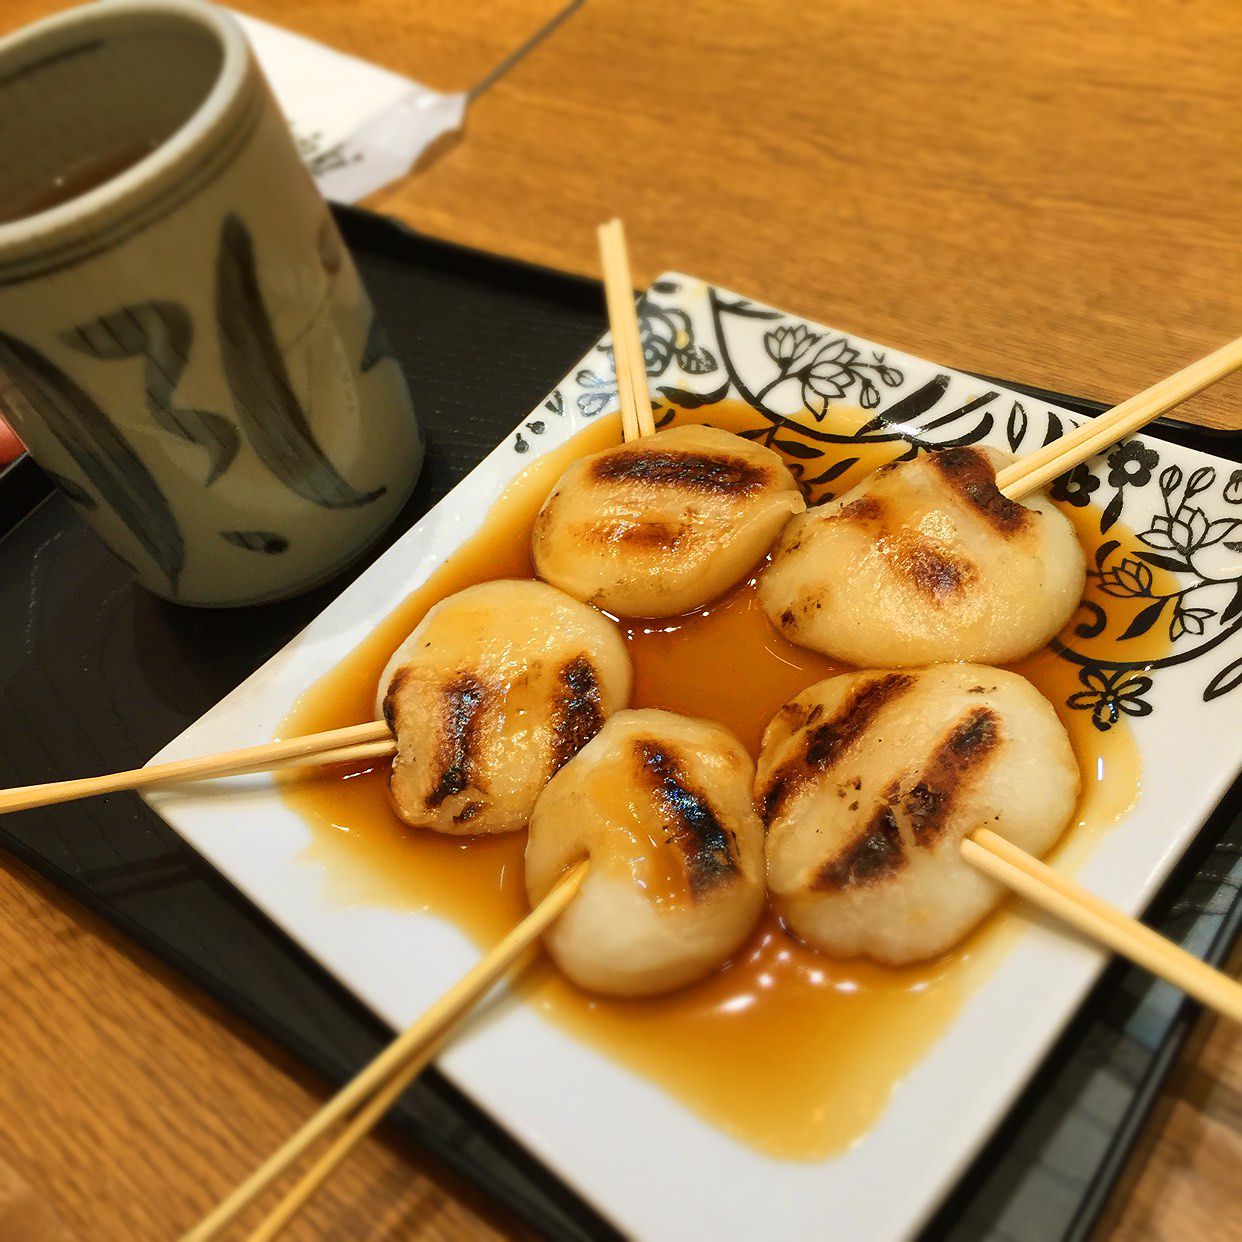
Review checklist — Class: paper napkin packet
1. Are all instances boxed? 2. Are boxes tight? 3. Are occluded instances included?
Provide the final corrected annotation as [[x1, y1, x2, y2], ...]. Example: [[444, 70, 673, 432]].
[[234, 11, 465, 203]]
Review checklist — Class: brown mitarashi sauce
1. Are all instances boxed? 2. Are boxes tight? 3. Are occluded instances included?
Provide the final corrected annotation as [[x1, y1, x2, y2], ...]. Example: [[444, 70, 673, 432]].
[[280, 402, 1161, 1159]]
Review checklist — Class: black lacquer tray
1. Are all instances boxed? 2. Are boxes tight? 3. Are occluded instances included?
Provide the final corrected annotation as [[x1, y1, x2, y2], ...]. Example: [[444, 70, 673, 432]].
[[0, 205, 1238, 1242]]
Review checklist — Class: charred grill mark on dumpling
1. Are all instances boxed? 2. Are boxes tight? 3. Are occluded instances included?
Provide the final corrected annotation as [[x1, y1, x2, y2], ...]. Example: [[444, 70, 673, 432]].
[[902, 707, 1001, 843], [759, 673, 915, 823], [427, 673, 489, 807], [585, 518, 688, 550], [828, 492, 973, 601], [812, 805, 905, 891], [381, 665, 409, 734], [760, 772, 788, 827], [379, 580, 632, 836], [591, 448, 770, 495], [930, 447, 1031, 535], [638, 741, 738, 896], [526, 709, 765, 996], [895, 537, 973, 601], [773, 699, 825, 735], [760, 665, 1080, 965], [803, 673, 914, 768], [550, 656, 605, 774], [812, 705, 999, 891], [836, 496, 884, 523], [757, 444, 1084, 667], [534, 425, 804, 618]]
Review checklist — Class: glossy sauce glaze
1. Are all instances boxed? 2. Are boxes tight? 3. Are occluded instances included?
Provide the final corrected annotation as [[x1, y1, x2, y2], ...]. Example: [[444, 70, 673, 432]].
[[280, 402, 1161, 1158]]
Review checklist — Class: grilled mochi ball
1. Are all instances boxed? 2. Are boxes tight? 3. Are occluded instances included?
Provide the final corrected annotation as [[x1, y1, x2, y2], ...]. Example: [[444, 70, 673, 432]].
[[758, 446, 1086, 666], [526, 709, 765, 996], [531, 424, 805, 617], [376, 580, 631, 835], [756, 664, 1079, 965]]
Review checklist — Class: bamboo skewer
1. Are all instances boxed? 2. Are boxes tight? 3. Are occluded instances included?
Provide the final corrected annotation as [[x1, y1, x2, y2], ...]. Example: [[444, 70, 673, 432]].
[[71, 324, 1242, 1234], [1, 323, 1232, 813], [243, 1032, 449, 1242], [185, 860, 589, 1242], [0, 720, 394, 816], [997, 335, 1242, 500], [963, 828, 1242, 1023], [2, 221, 656, 821], [607, 220, 657, 438], [597, 218, 656, 442], [206, 833, 1242, 1242], [227, 237, 652, 1236], [192, 836, 1240, 1239], [597, 221, 640, 444], [0, 236, 1236, 1040], [296, 738, 397, 768]]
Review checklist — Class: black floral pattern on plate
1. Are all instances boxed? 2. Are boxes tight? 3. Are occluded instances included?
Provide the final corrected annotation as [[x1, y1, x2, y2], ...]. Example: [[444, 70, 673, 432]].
[[515, 280, 1242, 719], [1066, 668, 1154, 730], [1050, 465, 1100, 508], [1048, 460, 1242, 723]]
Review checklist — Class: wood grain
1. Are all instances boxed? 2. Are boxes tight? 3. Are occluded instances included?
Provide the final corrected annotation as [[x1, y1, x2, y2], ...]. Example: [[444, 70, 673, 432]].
[[1097, 941, 1242, 1242], [0, 1, 1239, 1239], [0, 852, 515, 1240], [371, 0, 1241, 430]]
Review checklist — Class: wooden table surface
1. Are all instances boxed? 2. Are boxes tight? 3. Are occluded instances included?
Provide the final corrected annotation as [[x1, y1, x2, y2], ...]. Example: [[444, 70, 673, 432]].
[[1, 1, 1239, 1238]]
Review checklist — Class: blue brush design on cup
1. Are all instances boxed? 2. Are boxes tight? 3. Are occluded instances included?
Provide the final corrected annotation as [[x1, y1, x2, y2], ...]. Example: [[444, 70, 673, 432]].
[[0, 0, 422, 605]]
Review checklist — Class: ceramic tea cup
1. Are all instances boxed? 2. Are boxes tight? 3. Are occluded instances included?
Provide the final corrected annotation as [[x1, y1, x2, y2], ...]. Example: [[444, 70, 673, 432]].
[[0, 0, 422, 605]]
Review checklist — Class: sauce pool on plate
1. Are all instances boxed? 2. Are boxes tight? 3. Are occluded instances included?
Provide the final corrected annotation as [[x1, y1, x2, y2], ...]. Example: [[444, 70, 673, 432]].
[[279, 402, 1158, 1159]]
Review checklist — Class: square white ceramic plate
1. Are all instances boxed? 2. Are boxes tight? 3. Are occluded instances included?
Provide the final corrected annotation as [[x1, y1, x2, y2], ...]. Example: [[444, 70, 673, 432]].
[[146, 275, 1242, 1240]]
